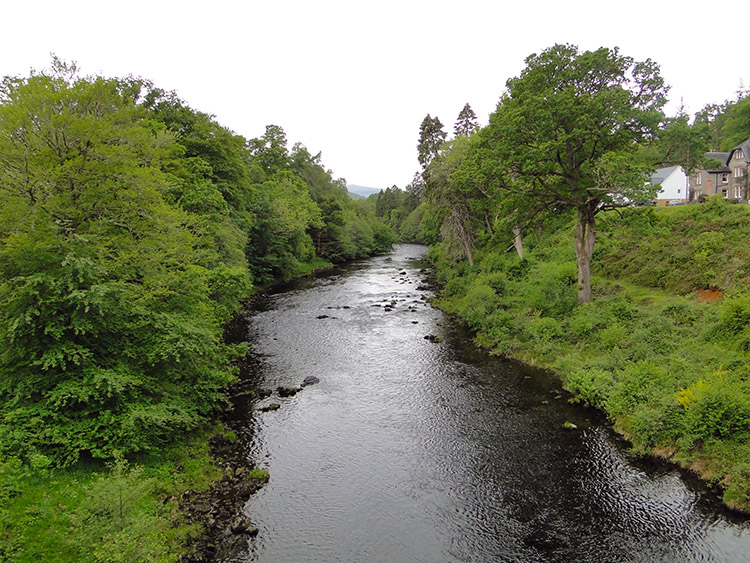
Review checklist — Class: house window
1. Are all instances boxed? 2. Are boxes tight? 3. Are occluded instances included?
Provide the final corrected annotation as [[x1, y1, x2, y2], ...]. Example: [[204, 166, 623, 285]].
[[735, 166, 745, 178], [696, 172, 702, 184], [736, 149, 745, 160], [721, 173, 729, 184], [735, 185, 743, 199]]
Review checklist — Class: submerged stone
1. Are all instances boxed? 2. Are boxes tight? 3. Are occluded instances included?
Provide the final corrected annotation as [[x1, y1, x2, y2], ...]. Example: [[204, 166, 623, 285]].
[[277, 386, 300, 397]]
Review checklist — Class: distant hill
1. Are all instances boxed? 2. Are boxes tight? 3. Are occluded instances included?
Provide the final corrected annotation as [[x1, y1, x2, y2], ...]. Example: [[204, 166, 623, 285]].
[[347, 184, 381, 199]]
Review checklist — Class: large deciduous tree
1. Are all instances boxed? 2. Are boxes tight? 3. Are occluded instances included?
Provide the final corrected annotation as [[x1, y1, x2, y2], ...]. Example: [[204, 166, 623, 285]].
[[0, 60, 248, 463], [486, 44, 667, 303]]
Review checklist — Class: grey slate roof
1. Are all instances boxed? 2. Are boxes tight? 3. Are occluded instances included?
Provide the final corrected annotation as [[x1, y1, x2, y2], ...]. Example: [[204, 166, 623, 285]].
[[729, 139, 750, 163], [649, 165, 681, 185], [705, 152, 731, 172]]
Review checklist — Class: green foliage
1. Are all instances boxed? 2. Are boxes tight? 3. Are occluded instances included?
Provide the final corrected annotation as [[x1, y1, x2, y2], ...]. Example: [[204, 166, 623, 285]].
[[565, 368, 613, 410], [0, 60, 394, 468], [417, 114, 447, 170], [521, 262, 577, 318], [677, 373, 750, 444], [429, 201, 750, 511], [0, 429, 225, 562], [460, 284, 500, 332], [596, 202, 750, 293], [454, 103, 479, 138], [524, 315, 564, 351], [720, 95, 750, 150]]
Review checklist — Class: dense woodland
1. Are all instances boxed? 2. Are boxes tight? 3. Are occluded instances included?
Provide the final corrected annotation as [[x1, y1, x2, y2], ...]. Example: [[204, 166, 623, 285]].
[[0, 58, 393, 467]]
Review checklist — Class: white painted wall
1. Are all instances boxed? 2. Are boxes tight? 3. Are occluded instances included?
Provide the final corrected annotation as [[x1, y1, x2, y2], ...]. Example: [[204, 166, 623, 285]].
[[656, 168, 688, 201]]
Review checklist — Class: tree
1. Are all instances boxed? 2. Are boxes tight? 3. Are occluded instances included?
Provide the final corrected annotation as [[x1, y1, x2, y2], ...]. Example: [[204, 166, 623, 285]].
[[639, 108, 711, 175], [417, 114, 447, 170], [722, 95, 750, 149], [0, 61, 247, 463], [248, 124, 290, 174], [454, 103, 479, 138], [424, 136, 481, 265], [694, 101, 733, 152], [485, 44, 667, 303]]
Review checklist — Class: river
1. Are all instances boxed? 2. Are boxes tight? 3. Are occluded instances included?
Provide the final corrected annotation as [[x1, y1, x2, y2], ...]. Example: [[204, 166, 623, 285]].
[[228, 244, 749, 562]]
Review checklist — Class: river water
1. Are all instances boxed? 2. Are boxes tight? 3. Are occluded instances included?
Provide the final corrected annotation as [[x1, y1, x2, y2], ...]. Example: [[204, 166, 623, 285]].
[[230, 244, 749, 562]]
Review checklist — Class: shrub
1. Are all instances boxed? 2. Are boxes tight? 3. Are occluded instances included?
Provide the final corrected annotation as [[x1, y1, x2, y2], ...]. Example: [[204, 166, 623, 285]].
[[443, 276, 470, 298], [525, 316, 564, 342], [522, 262, 577, 318], [567, 303, 608, 338], [460, 284, 500, 332], [719, 292, 750, 334], [607, 361, 671, 418], [482, 272, 507, 296], [565, 368, 613, 409], [677, 374, 750, 444], [598, 322, 629, 350], [475, 310, 514, 349]]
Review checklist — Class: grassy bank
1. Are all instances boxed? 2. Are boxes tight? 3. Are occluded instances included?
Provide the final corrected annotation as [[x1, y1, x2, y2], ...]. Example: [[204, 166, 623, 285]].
[[429, 199, 750, 512], [0, 426, 232, 562]]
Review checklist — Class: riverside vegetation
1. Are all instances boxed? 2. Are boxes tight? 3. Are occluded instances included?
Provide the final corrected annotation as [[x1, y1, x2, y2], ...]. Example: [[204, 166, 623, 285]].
[[428, 199, 750, 512], [0, 59, 392, 561], [4, 43, 750, 560], [391, 44, 750, 513]]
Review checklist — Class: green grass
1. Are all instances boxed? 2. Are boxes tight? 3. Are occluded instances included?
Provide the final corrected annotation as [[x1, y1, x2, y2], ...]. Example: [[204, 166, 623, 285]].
[[430, 200, 750, 512], [0, 427, 225, 562]]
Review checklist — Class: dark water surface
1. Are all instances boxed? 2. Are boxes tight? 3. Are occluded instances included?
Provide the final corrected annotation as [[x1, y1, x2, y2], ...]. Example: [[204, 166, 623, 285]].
[[232, 244, 749, 562]]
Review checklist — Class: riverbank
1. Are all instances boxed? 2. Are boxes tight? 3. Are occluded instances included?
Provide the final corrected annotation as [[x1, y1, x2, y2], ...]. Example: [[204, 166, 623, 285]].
[[234, 243, 750, 561], [1, 246, 392, 562], [427, 203, 750, 514]]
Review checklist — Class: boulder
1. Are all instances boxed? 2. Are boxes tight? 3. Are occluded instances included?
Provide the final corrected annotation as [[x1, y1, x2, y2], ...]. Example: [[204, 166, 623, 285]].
[[229, 515, 255, 535], [301, 375, 320, 386]]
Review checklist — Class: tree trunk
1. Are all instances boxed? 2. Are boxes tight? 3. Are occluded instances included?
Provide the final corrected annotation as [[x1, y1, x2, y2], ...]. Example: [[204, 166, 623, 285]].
[[575, 205, 596, 304], [449, 207, 473, 266], [512, 226, 524, 260]]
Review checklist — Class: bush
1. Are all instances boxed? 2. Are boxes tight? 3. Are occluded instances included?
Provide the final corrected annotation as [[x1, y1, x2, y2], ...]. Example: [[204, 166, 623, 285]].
[[567, 303, 608, 338], [443, 276, 470, 298], [720, 292, 750, 334], [677, 375, 750, 445], [607, 361, 671, 418], [525, 315, 564, 342], [522, 262, 577, 318], [565, 368, 613, 409], [460, 284, 500, 332], [598, 322, 628, 350]]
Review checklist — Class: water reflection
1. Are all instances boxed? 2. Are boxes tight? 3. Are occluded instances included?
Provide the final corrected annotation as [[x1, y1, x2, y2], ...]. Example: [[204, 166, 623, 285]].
[[234, 244, 748, 562]]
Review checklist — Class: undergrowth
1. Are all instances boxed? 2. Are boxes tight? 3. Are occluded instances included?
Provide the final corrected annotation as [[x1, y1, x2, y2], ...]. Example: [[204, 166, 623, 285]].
[[431, 199, 750, 512], [0, 427, 225, 562]]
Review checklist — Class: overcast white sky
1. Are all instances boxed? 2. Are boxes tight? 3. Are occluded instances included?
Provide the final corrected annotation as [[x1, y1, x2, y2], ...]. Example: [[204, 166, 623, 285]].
[[3, 1, 748, 189]]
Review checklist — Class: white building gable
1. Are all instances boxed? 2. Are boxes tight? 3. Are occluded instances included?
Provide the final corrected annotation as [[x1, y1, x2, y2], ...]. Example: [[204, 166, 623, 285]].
[[650, 166, 688, 203]]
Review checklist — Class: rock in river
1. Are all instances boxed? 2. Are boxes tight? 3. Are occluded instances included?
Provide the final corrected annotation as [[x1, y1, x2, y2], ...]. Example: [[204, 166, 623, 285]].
[[277, 386, 301, 397], [302, 375, 320, 386]]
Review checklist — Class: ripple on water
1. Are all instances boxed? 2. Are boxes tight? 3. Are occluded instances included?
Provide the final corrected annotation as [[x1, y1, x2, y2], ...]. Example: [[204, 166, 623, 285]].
[[242, 244, 749, 563]]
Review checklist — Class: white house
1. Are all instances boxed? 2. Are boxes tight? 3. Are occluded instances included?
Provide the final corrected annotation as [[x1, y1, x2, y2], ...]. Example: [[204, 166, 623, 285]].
[[650, 165, 688, 205]]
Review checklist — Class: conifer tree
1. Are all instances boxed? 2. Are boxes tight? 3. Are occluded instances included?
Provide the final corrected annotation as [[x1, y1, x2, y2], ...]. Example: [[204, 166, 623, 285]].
[[454, 103, 479, 137], [417, 114, 447, 170]]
